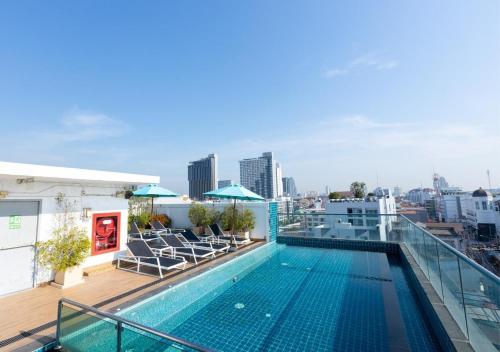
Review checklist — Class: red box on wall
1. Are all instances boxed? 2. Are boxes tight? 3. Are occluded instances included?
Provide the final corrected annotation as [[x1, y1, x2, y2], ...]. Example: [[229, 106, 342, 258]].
[[91, 212, 121, 256]]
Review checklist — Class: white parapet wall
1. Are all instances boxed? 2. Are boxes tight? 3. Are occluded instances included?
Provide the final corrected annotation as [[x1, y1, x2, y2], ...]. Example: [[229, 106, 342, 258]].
[[154, 201, 272, 241]]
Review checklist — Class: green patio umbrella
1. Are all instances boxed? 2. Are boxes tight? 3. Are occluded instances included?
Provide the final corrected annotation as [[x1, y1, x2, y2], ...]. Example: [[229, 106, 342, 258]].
[[133, 184, 179, 214], [204, 184, 264, 237]]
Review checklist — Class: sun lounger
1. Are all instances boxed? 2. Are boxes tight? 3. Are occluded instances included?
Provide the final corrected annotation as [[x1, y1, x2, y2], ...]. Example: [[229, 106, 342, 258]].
[[160, 234, 215, 265], [117, 240, 186, 278], [150, 221, 173, 234], [208, 223, 251, 248], [179, 229, 230, 253]]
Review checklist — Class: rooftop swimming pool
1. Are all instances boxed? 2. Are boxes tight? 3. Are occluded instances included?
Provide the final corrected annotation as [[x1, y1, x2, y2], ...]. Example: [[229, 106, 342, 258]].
[[59, 242, 442, 351]]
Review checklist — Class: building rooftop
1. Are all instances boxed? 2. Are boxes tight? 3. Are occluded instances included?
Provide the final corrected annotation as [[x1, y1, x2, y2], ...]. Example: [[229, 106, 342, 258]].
[[0, 161, 159, 185]]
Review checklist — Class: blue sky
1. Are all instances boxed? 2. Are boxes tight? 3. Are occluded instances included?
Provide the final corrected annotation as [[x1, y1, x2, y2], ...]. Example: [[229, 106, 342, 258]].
[[0, 0, 499, 193]]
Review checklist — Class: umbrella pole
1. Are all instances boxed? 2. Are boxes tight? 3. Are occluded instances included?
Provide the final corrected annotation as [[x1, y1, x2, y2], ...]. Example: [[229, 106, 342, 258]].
[[231, 198, 236, 244], [151, 198, 154, 215]]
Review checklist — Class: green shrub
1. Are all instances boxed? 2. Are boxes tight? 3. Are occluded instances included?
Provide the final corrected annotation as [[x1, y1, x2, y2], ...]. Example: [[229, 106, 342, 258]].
[[239, 209, 256, 232], [36, 226, 90, 272], [188, 204, 208, 227], [220, 205, 239, 231], [206, 207, 221, 225], [128, 212, 151, 229]]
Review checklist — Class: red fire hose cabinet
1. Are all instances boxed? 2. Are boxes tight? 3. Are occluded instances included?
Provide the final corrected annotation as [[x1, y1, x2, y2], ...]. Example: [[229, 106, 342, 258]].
[[91, 212, 121, 255]]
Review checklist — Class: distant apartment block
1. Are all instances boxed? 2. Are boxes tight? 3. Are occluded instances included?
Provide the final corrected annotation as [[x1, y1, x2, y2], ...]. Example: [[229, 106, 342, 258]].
[[188, 153, 218, 200], [239, 152, 281, 199], [282, 177, 297, 197], [217, 179, 233, 188]]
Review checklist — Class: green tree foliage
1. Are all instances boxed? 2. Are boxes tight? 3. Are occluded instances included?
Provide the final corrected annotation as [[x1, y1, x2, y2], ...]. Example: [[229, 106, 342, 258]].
[[350, 181, 367, 198], [36, 198, 90, 272], [188, 203, 208, 227], [206, 207, 221, 225], [328, 192, 342, 200], [220, 205, 238, 231], [128, 212, 151, 229], [220, 206, 256, 232], [239, 209, 256, 232]]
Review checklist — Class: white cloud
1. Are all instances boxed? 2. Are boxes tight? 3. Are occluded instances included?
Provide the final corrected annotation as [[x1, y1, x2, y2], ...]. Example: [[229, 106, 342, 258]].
[[325, 52, 398, 78], [59, 109, 128, 142], [324, 68, 349, 78]]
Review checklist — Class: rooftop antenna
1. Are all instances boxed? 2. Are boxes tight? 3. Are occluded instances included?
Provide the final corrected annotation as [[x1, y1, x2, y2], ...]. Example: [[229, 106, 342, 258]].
[[487, 169, 492, 191]]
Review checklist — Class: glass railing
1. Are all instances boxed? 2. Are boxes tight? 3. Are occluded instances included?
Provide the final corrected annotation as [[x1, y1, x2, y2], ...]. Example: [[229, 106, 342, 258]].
[[55, 298, 213, 352], [278, 213, 500, 352]]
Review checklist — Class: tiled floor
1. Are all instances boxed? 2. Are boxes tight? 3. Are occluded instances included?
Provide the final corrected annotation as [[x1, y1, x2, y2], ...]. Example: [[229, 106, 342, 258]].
[[152, 246, 443, 352]]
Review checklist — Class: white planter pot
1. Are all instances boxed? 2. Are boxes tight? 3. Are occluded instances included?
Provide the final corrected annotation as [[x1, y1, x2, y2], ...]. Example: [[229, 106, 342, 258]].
[[240, 231, 250, 239], [52, 266, 85, 289]]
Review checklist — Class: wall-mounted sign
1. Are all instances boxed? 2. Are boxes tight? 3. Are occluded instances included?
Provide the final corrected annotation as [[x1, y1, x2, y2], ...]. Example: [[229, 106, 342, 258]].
[[8, 215, 21, 229]]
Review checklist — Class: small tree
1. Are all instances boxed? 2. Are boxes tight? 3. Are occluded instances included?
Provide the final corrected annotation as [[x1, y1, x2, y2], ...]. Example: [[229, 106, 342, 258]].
[[221, 205, 238, 231], [36, 198, 90, 272], [328, 192, 342, 200], [238, 209, 256, 233], [188, 204, 208, 227], [350, 181, 366, 198], [206, 207, 221, 226]]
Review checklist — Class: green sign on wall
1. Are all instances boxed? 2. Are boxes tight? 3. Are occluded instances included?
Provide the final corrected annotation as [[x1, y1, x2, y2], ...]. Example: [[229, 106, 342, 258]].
[[8, 215, 21, 230]]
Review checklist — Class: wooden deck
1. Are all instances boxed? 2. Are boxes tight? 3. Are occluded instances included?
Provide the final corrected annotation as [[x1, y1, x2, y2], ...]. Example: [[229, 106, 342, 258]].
[[0, 242, 263, 352]]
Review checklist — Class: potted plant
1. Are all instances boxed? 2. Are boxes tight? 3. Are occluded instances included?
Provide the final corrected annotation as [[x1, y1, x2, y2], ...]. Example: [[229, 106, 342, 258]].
[[188, 203, 208, 234], [36, 225, 90, 288], [238, 209, 256, 239]]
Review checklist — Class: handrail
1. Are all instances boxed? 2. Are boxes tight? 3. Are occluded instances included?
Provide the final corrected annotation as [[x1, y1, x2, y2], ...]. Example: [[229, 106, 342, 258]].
[[56, 298, 214, 352], [399, 214, 500, 284]]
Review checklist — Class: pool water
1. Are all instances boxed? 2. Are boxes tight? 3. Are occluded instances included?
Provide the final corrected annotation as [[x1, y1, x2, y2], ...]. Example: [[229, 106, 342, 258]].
[[119, 244, 442, 352]]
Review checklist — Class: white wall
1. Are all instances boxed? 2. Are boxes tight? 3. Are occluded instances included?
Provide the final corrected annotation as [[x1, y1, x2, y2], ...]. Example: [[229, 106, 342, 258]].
[[0, 178, 130, 284], [155, 201, 271, 240]]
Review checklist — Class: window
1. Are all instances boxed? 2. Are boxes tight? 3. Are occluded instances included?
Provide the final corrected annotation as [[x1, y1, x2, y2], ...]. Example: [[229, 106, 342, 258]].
[[352, 219, 364, 226], [482, 201, 487, 210], [366, 219, 378, 226]]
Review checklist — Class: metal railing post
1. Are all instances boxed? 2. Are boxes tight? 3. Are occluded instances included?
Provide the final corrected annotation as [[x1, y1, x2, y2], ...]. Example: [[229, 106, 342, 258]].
[[53, 299, 63, 351], [435, 240, 445, 300], [457, 257, 470, 340], [117, 321, 122, 352]]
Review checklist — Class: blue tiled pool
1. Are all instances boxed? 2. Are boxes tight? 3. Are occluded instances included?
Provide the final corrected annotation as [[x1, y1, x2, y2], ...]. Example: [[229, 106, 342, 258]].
[[114, 243, 441, 352]]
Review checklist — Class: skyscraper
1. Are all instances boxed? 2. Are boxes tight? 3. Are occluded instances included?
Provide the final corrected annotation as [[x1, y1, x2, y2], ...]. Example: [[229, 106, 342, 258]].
[[275, 162, 283, 197], [239, 152, 279, 199], [218, 179, 233, 188], [188, 153, 218, 200], [282, 177, 297, 197]]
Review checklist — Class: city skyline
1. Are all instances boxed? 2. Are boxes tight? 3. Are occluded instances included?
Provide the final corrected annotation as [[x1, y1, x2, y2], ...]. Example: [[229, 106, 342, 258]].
[[0, 1, 498, 193]]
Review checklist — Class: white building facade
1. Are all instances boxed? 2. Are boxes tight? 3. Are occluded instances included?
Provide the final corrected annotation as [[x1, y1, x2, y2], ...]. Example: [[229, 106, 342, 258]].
[[322, 189, 397, 241], [0, 162, 157, 296]]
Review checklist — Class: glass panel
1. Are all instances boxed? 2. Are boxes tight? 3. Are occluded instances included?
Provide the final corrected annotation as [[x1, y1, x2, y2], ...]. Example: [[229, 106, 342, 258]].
[[121, 324, 198, 352], [59, 305, 117, 352], [437, 245, 468, 337], [459, 258, 500, 352], [424, 236, 443, 300]]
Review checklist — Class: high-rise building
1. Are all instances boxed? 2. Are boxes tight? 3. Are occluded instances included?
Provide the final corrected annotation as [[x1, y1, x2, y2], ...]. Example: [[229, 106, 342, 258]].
[[239, 152, 279, 199], [276, 163, 283, 197], [218, 179, 233, 188], [433, 173, 449, 194], [393, 186, 402, 198], [188, 153, 218, 200], [282, 177, 297, 197]]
